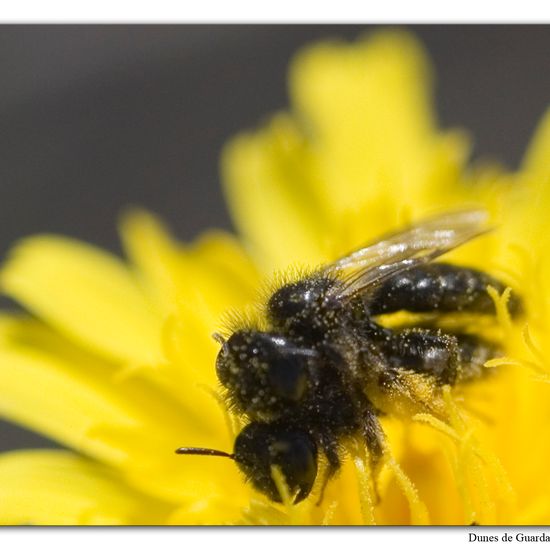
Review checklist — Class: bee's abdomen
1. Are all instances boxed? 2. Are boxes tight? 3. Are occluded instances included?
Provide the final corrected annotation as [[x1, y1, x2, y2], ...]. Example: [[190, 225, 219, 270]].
[[367, 262, 521, 316], [378, 328, 497, 385]]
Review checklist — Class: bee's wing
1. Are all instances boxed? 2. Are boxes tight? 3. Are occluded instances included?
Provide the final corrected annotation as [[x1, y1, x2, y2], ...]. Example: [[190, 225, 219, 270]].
[[325, 210, 490, 300]]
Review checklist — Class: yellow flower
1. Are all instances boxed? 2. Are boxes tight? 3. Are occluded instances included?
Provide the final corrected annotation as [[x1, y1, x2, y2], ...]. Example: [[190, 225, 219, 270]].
[[1, 30, 550, 525]]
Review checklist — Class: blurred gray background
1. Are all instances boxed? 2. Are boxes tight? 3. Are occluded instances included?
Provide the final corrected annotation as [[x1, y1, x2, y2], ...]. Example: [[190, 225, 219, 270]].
[[1, 25, 549, 452]]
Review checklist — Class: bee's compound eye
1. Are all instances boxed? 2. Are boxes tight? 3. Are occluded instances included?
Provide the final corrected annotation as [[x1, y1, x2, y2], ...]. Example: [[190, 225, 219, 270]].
[[234, 422, 318, 503], [215, 331, 312, 417], [266, 352, 308, 402]]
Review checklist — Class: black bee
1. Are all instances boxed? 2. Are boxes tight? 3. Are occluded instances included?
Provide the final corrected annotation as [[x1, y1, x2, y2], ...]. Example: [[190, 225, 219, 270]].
[[176, 210, 521, 504]]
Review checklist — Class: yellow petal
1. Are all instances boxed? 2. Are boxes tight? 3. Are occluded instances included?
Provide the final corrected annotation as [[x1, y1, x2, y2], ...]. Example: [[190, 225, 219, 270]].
[[118, 208, 185, 315], [499, 107, 550, 260], [120, 209, 259, 318], [222, 31, 470, 272], [222, 114, 330, 272], [165, 229, 262, 389], [167, 497, 246, 525], [0, 450, 172, 525], [0, 315, 216, 457], [120, 209, 260, 396], [522, 107, 550, 180], [0, 315, 238, 503], [186, 229, 261, 315], [289, 30, 468, 218], [0, 235, 163, 365]]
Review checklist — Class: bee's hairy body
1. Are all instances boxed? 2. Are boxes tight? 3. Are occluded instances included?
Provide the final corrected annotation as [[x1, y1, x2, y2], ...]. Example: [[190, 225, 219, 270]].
[[177, 212, 522, 505]]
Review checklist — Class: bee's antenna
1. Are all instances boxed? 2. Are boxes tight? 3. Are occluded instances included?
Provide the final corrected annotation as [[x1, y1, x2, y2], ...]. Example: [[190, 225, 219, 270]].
[[175, 447, 235, 460]]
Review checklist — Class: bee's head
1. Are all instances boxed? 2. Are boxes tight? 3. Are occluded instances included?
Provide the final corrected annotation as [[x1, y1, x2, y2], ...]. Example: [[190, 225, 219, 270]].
[[176, 422, 318, 504], [267, 276, 340, 341], [215, 330, 317, 418], [233, 422, 318, 503]]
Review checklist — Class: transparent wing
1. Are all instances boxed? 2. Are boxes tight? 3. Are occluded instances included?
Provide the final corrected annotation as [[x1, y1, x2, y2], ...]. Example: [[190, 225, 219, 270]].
[[324, 210, 491, 300]]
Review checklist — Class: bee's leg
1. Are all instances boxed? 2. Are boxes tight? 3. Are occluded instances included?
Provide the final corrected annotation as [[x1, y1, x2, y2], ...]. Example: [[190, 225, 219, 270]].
[[366, 262, 522, 317], [362, 405, 384, 461], [360, 408, 385, 503], [378, 328, 497, 385], [315, 437, 341, 506]]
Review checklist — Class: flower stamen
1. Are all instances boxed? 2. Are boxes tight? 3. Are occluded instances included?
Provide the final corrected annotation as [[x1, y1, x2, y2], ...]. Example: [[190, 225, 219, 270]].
[[349, 437, 377, 525]]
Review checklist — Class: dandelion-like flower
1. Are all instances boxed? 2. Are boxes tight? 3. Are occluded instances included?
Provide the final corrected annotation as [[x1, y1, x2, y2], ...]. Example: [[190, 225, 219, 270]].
[[1, 30, 550, 525]]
